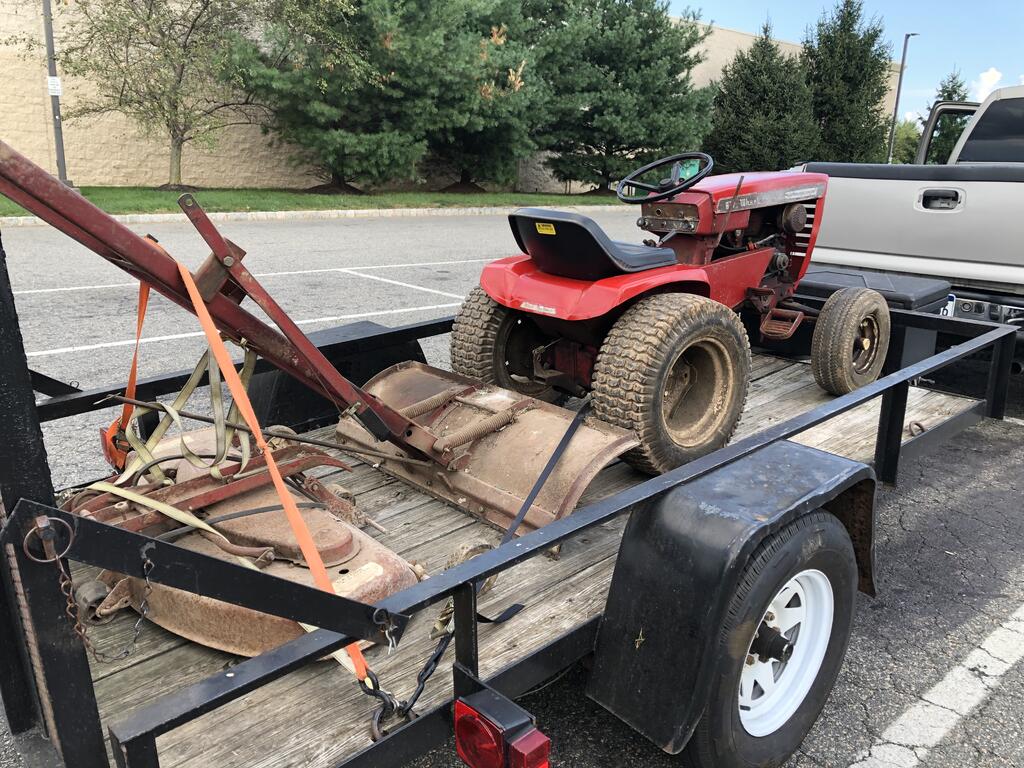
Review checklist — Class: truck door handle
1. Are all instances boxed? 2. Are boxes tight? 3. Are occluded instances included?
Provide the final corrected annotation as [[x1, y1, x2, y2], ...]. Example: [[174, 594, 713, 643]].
[[921, 189, 961, 210]]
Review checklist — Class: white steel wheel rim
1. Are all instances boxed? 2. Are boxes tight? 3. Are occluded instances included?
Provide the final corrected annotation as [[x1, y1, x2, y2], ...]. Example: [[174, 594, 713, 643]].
[[738, 568, 834, 737]]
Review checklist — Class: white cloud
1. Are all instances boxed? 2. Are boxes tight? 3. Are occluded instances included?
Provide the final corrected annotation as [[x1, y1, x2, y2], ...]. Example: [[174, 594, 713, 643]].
[[970, 67, 1003, 101]]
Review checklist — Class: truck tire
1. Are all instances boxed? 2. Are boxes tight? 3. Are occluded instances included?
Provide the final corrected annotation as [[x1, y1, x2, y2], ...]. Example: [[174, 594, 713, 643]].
[[592, 293, 750, 474], [811, 287, 890, 395], [683, 511, 857, 768], [450, 287, 561, 402]]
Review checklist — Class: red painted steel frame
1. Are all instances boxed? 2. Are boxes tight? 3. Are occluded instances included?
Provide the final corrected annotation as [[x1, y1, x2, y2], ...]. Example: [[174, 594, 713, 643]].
[[481, 170, 828, 322], [481, 249, 775, 320], [0, 141, 439, 460]]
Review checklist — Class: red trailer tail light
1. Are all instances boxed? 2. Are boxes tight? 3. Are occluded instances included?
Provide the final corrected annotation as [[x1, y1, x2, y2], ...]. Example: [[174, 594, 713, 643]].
[[455, 699, 504, 768], [508, 727, 551, 768], [454, 689, 550, 768]]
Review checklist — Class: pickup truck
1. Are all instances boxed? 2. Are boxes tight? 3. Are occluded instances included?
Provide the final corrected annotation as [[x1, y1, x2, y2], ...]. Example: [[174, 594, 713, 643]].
[[801, 85, 1024, 359]]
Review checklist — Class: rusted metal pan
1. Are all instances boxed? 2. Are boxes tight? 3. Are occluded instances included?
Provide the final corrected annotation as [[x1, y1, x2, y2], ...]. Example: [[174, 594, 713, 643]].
[[79, 480, 419, 658], [335, 362, 638, 535]]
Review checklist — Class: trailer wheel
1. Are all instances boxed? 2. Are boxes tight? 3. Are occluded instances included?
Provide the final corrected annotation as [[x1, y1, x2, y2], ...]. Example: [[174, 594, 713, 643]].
[[592, 293, 750, 474], [451, 287, 562, 402], [811, 288, 890, 395], [683, 512, 856, 768]]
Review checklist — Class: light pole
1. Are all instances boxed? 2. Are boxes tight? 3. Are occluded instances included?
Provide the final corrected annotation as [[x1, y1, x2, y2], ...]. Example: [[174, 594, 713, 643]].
[[41, 0, 71, 185], [887, 32, 918, 164]]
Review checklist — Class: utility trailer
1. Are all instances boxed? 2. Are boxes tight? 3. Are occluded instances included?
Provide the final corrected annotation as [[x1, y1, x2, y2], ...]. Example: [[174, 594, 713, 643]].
[[0, 268, 1014, 768], [0, 137, 1017, 768]]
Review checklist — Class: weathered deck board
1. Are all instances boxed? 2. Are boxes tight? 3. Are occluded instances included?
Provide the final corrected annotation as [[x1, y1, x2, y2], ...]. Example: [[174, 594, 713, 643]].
[[83, 353, 977, 768]]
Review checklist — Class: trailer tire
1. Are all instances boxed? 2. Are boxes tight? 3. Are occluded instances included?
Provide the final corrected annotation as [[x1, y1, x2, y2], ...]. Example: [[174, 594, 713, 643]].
[[683, 511, 856, 768], [811, 288, 890, 395], [451, 287, 562, 402], [592, 293, 750, 474]]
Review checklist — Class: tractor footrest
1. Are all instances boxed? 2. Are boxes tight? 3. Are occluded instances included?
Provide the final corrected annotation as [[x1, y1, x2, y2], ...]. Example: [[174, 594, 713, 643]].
[[760, 308, 805, 340]]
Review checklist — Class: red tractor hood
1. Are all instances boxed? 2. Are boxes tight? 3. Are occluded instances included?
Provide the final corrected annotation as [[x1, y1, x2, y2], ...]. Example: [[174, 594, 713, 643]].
[[676, 171, 828, 213]]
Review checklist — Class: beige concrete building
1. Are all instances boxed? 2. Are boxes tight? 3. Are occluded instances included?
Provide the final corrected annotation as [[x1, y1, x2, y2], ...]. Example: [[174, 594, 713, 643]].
[[0, 3, 899, 190], [0, 0, 317, 187]]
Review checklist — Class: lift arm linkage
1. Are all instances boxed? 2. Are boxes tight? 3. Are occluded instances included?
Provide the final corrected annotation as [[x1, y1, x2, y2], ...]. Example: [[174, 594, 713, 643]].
[[0, 141, 439, 460]]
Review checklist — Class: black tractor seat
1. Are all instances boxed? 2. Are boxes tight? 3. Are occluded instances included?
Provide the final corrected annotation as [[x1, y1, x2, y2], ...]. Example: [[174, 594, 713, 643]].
[[509, 207, 677, 281]]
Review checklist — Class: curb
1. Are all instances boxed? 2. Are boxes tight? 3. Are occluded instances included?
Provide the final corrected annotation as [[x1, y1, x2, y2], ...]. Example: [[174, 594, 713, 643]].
[[0, 203, 622, 228]]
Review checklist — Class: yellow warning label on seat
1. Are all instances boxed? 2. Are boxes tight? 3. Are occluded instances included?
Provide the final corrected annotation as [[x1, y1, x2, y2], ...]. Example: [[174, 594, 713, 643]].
[[535, 222, 556, 235]]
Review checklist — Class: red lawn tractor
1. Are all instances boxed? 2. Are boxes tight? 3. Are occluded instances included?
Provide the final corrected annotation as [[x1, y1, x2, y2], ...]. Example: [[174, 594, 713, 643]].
[[451, 152, 891, 474]]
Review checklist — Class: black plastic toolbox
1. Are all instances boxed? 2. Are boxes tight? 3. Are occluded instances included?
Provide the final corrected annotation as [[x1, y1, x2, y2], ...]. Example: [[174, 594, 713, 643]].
[[800, 265, 951, 314]]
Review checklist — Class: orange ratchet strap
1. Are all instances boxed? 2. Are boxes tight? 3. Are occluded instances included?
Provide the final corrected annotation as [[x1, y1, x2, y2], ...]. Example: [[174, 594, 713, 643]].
[[175, 262, 371, 681], [102, 282, 150, 469]]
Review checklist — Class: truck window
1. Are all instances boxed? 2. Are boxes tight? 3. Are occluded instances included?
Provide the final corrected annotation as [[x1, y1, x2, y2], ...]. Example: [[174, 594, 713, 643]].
[[924, 110, 972, 164], [957, 97, 1024, 162]]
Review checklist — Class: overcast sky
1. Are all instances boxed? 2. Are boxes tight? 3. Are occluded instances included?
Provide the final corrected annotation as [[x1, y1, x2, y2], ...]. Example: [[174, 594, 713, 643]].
[[672, 0, 1024, 122]]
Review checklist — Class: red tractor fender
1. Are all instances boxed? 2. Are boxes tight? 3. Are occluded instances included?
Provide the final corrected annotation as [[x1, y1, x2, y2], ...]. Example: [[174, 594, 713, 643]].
[[480, 249, 775, 322]]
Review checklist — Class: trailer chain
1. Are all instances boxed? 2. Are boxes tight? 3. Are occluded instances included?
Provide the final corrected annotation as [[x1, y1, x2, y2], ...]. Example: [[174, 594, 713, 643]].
[[367, 632, 452, 741], [61, 552, 154, 664], [25, 516, 154, 664], [362, 400, 592, 741]]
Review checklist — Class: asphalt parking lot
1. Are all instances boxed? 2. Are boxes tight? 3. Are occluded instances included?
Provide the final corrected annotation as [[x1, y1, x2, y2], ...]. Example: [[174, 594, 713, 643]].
[[1, 209, 1022, 767]]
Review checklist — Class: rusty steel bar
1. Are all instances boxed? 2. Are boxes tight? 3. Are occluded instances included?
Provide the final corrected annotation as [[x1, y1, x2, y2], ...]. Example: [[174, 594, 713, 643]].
[[0, 142, 440, 462], [105, 394, 432, 468]]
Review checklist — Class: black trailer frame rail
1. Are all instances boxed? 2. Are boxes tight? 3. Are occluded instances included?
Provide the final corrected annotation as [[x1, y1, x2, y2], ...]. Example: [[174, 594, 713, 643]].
[[0, 299, 1014, 768]]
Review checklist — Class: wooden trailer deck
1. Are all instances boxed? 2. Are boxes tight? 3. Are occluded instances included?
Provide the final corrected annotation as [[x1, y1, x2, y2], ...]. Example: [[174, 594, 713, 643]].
[[83, 352, 979, 768]]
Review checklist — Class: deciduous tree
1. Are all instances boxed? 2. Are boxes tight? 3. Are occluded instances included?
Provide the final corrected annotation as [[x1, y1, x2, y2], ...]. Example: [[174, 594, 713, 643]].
[[891, 119, 922, 164], [15, 0, 359, 187]]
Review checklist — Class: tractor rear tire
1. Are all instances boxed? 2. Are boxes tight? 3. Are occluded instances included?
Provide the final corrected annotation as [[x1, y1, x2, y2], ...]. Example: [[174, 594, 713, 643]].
[[592, 293, 750, 475], [811, 287, 891, 396], [450, 287, 562, 402]]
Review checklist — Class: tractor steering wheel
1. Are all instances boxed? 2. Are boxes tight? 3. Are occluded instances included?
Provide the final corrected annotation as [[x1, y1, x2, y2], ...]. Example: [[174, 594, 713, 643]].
[[616, 152, 714, 204]]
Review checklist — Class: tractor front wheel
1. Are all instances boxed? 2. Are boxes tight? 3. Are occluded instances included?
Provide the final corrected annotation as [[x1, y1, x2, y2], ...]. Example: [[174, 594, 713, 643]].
[[592, 293, 750, 475], [811, 287, 891, 396], [450, 287, 562, 402]]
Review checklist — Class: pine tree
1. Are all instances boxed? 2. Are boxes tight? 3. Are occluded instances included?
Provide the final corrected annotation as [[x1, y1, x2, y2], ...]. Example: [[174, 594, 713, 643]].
[[703, 23, 819, 174], [802, 0, 892, 162], [925, 70, 970, 164], [235, 0, 513, 188], [533, 0, 711, 189], [425, 1, 538, 189]]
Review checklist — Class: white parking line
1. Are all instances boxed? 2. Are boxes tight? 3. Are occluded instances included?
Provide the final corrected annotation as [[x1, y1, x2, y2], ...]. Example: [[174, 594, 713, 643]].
[[24, 302, 460, 358], [340, 268, 463, 299], [12, 258, 492, 295], [847, 603, 1024, 767], [258, 258, 492, 278]]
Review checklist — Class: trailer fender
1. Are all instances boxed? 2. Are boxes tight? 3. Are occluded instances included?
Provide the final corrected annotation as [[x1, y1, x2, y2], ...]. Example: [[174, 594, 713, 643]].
[[586, 439, 876, 754]]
